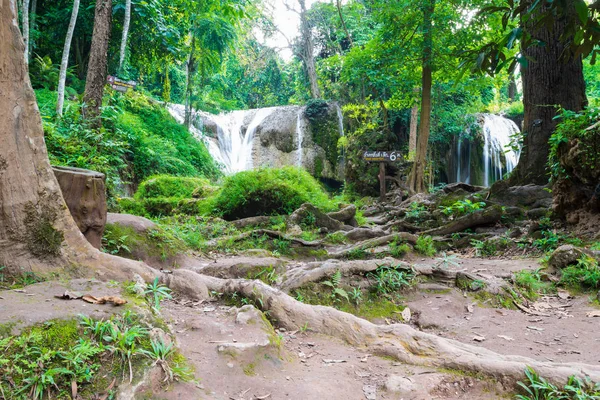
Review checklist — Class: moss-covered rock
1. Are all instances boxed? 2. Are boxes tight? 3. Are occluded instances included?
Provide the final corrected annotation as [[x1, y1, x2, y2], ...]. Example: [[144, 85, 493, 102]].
[[135, 175, 214, 200]]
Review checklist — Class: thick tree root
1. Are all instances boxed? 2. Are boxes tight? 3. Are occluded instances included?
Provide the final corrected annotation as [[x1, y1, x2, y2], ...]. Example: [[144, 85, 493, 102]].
[[421, 206, 504, 236], [328, 233, 418, 259], [190, 273, 600, 385], [203, 229, 323, 248]]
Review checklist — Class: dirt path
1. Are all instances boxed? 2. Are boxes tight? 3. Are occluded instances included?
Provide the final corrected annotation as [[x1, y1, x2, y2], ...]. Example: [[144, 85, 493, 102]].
[[160, 299, 507, 400]]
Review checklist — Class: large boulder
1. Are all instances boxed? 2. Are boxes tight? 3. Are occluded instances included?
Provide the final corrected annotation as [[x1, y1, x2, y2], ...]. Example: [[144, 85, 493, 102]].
[[490, 183, 552, 208], [548, 245, 590, 270], [288, 203, 351, 232], [107, 213, 157, 234], [53, 166, 107, 249]]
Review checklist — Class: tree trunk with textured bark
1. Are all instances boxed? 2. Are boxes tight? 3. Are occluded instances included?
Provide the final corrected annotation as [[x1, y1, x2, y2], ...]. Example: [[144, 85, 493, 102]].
[[57, 0, 80, 116], [22, 0, 29, 63], [0, 0, 154, 282], [118, 0, 131, 73], [83, 0, 112, 123], [508, 1, 587, 185], [409, 0, 434, 193], [408, 88, 419, 161], [298, 0, 320, 98]]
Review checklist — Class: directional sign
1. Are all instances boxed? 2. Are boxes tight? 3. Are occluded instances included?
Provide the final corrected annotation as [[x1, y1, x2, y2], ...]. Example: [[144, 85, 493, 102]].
[[107, 75, 137, 93], [363, 150, 402, 162]]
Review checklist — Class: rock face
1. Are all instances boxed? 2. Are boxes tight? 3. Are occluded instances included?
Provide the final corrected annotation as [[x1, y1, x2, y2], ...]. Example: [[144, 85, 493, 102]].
[[490, 183, 552, 208], [548, 245, 589, 270], [53, 166, 107, 249], [168, 102, 344, 182]]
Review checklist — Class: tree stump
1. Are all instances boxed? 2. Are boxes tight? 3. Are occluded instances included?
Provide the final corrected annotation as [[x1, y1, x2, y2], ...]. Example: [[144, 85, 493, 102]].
[[52, 166, 107, 249]]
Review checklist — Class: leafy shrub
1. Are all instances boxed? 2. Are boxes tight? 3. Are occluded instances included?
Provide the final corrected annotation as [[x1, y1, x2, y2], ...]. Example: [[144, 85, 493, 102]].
[[415, 235, 436, 256], [212, 167, 334, 220], [440, 199, 486, 217], [405, 202, 428, 221], [389, 241, 411, 258], [516, 367, 600, 400], [367, 265, 415, 294], [560, 255, 600, 290], [471, 238, 497, 257], [135, 175, 213, 200]]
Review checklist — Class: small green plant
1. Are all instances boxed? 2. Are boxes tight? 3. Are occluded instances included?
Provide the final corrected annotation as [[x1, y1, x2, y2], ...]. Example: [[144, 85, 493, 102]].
[[389, 240, 411, 258], [405, 202, 427, 221], [145, 277, 173, 311], [516, 367, 600, 399], [295, 290, 305, 303], [560, 255, 600, 290], [440, 199, 486, 217], [415, 235, 436, 256], [253, 266, 279, 285], [138, 339, 191, 384], [349, 287, 363, 305], [325, 231, 348, 244], [346, 247, 368, 260], [435, 252, 460, 269], [470, 239, 496, 257], [367, 264, 415, 295], [322, 270, 350, 302], [514, 268, 551, 299]]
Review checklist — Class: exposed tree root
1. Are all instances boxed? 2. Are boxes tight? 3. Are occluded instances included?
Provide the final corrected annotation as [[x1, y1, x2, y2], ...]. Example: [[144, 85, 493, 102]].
[[421, 206, 504, 236], [328, 233, 418, 259], [231, 216, 273, 229], [187, 273, 600, 385], [204, 229, 323, 248]]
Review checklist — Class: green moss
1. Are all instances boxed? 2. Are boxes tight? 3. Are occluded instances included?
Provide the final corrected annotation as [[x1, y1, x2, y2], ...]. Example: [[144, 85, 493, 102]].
[[243, 363, 257, 376], [305, 100, 340, 170], [25, 319, 80, 350], [0, 322, 17, 338], [314, 157, 324, 178], [102, 223, 187, 261], [24, 202, 64, 257], [135, 175, 213, 200], [212, 167, 335, 220]]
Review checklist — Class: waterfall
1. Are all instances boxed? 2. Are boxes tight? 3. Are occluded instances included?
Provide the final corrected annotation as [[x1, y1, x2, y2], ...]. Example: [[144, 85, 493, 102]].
[[449, 114, 520, 186], [296, 111, 303, 167], [482, 114, 520, 186]]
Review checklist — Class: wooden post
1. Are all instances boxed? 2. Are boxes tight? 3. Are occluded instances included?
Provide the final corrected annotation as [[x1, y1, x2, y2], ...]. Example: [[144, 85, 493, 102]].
[[379, 162, 386, 202]]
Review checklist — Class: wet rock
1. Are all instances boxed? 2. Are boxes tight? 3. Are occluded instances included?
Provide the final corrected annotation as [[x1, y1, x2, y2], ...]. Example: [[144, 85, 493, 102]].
[[490, 183, 552, 208], [107, 212, 157, 234], [442, 182, 486, 194]]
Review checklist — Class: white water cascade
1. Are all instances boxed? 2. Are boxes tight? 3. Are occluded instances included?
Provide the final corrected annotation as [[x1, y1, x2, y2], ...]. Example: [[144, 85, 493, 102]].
[[450, 114, 520, 186]]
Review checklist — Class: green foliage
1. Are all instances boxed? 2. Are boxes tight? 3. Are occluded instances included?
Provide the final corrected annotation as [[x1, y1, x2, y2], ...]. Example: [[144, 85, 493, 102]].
[[532, 231, 583, 253], [560, 255, 600, 290], [367, 264, 415, 294], [145, 277, 173, 311], [211, 167, 334, 220], [440, 199, 486, 217], [415, 235, 436, 257], [471, 239, 497, 257], [102, 223, 187, 261], [135, 175, 213, 200], [389, 241, 411, 258], [406, 202, 428, 221], [325, 231, 348, 244], [305, 100, 341, 170], [514, 269, 552, 299], [38, 89, 220, 206], [548, 107, 600, 183], [516, 367, 600, 400], [322, 270, 350, 303], [435, 252, 460, 269]]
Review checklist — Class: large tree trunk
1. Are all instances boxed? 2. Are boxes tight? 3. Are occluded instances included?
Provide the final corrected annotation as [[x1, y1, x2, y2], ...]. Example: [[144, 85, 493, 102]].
[[408, 87, 419, 161], [118, 0, 131, 73], [184, 34, 196, 128], [509, 1, 587, 185], [56, 0, 80, 116], [409, 0, 434, 193], [83, 0, 112, 123], [21, 0, 29, 63], [0, 0, 154, 282], [298, 0, 321, 99]]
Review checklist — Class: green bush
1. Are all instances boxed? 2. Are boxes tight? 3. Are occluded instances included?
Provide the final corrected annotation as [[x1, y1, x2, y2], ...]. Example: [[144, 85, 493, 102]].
[[135, 175, 213, 200], [212, 167, 334, 220], [119, 197, 203, 218], [560, 255, 600, 290], [415, 235, 436, 257]]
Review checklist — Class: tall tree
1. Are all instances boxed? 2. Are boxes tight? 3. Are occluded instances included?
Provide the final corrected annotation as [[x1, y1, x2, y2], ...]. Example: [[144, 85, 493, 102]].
[[56, 0, 81, 116], [0, 0, 153, 280], [22, 0, 30, 62], [509, 1, 587, 185], [409, 0, 435, 193], [118, 0, 132, 73], [28, 0, 36, 59], [408, 87, 419, 161], [83, 0, 113, 122], [298, 0, 320, 98]]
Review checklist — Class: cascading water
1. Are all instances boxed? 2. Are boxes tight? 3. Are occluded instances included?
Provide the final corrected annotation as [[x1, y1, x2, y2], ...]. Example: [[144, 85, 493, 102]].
[[449, 114, 520, 186]]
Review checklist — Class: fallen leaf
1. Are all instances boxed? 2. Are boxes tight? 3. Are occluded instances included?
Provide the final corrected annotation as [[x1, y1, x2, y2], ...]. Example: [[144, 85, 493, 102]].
[[497, 335, 514, 341], [586, 311, 600, 318], [254, 394, 271, 400], [81, 295, 127, 306], [71, 380, 78, 399], [401, 307, 411, 322]]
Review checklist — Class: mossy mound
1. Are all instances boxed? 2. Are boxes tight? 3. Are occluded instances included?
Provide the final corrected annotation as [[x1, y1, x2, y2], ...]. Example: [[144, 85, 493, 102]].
[[212, 167, 334, 220], [135, 175, 214, 200]]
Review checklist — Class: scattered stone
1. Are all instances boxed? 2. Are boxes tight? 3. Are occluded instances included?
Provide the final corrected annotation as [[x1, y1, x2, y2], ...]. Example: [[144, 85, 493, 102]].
[[235, 305, 263, 325], [473, 335, 486, 342], [385, 375, 415, 393], [106, 212, 157, 234], [362, 384, 377, 400]]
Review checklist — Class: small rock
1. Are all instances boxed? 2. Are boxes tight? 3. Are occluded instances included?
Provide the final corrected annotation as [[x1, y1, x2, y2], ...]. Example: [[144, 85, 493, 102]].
[[363, 384, 377, 400], [227, 362, 234, 368], [473, 335, 486, 342], [235, 305, 263, 325]]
